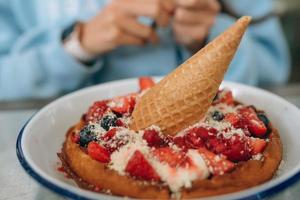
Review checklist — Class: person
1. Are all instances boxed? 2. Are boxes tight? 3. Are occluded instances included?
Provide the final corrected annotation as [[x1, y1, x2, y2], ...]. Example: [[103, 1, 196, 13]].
[[0, 0, 290, 100]]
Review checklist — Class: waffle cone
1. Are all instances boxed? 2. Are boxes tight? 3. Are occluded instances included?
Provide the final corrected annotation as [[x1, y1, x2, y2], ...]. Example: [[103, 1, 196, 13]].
[[130, 16, 252, 136]]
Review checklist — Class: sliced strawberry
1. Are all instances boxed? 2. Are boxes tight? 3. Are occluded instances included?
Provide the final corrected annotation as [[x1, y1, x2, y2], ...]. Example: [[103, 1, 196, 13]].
[[87, 142, 110, 163], [249, 137, 267, 155], [206, 137, 227, 153], [174, 136, 187, 150], [71, 133, 80, 143], [139, 77, 155, 91], [206, 134, 252, 162], [110, 94, 136, 114], [143, 129, 165, 147], [213, 90, 234, 105], [223, 136, 252, 162], [86, 100, 109, 122], [101, 128, 118, 142], [125, 150, 160, 181], [152, 147, 187, 167], [184, 129, 205, 149], [115, 119, 125, 127], [224, 113, 240, 127], [238, 107, 267, 137], [198, 147, 235, 175]]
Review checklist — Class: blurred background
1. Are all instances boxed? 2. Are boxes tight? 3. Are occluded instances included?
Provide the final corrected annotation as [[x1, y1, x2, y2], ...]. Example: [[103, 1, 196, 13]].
[[275, 0, 300, 83], [0, 0, 299, 109], [263, 0, 300, 107]]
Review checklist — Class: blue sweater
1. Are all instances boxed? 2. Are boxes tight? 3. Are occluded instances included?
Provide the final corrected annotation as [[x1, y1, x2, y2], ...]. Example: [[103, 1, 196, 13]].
[[0, 0, 290, 100]]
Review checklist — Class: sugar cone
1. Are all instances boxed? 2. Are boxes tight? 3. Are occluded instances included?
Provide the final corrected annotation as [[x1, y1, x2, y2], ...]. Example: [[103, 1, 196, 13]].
[[130, 16, 251, 136]]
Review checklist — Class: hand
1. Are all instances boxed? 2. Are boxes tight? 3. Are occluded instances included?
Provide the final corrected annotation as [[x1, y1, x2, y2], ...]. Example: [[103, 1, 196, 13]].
[[80, 0, 175, 55], [173, 0, 220, 53]]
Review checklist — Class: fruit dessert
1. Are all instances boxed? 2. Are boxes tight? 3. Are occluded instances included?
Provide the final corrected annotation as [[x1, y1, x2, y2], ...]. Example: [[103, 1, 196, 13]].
[[58, 78, 281, 199], [58, 16, 282, 199]]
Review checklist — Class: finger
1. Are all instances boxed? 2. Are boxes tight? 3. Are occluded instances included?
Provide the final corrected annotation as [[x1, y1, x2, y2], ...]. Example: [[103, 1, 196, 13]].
[[175, 0, 220, 12], [111, 0, 172, 26], [117, 16, 154, 39], [174, 8, 216, 26], [173, 22, 207, 44], [117, 33, 145, 46], [162, 0, 176, 13]]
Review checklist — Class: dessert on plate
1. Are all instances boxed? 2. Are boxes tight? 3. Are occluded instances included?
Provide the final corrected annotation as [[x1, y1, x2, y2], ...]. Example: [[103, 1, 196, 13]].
[[58, 16, 282, 199]]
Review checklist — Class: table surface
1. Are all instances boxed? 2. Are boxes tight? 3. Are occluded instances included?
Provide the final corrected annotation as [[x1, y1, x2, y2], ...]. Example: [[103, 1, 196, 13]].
[[1, 86, 300, 200]]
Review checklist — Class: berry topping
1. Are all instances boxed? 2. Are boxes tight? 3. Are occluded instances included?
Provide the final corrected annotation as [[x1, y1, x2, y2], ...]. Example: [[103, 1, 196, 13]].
[[152, 147, 188, 168], [174, 127, 216, 150], [249, 137, 267, 155], [110, 94, 136, 114], [257, 113, 271, 134], [222, 136, 252, 162], [79, 125, 96, 147], [100, 114, 118, 131], [139, 77, 155, 91], [71, 133, 80, 143], [213, 90, 234, 105], [115, 119, 125, 127], [101, 128, 118, 142], [238, 107, 267, 137], [184, 129, 205, 149], [206, 134, 252, 162], [143, 128, 165, 147], [198, 147, 235, 175], [224, 113, 240, 127], [85, 100, 108, 122], [211, 111, 224, 121], [87, 142, 110, 163], [125, 150, 160, 181]]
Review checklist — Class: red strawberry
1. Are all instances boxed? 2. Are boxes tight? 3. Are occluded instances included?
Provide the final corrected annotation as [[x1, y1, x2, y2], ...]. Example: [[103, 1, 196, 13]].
[[184, 130, 205, 149], [174, 136, 187, 150], [224, 113, 240, 127], [115, 119, 125, 127], [143, 129, 165, 147], [139, 77, 155, 91], [249, 137, 267, 155], [110, 94, 136, 114], [238, 107, 267, 137], [198, 147, 235, 175], [213, 90, 234, 105], [206, 137, 227, 153], [206, 134, 252, 162], [222, 136, 252, 162], [152, 147, 187, 167], [86, 100, 109, 122], [125, 150, 160, 181], [71, 133, 80, 143], [87, 142, 110, 163], [101, 128, 117, 142]]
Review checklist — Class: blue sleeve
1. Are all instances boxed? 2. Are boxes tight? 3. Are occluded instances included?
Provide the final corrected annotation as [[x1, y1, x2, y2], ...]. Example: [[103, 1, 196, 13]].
[[0, 1, 102, 100], [180, 0, 290, 86]]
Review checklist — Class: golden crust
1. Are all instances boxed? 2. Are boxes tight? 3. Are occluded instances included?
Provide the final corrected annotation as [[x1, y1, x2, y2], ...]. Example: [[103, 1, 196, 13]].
[[59, 120, 282, 199]]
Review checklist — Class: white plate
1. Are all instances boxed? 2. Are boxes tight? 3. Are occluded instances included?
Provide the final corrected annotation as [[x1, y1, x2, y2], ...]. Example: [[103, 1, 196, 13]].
[[16, 77, 300, 200]]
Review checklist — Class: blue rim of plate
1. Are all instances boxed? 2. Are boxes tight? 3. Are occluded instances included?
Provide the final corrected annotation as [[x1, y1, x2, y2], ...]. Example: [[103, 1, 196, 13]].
[[16, 117, 300, 200]]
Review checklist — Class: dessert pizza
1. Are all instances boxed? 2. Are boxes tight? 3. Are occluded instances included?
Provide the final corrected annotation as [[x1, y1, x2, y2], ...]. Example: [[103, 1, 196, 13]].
[[58, 17, 282, 199], [58, 77, 282, 199]]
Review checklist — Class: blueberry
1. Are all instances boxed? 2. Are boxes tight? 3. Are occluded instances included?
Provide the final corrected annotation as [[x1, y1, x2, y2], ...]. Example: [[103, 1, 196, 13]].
[[257, 113, 272, 135], [79, 125, 96, 147], [101, 114, 117, 131], [212, 111, 224, 121], [257, 113, 270, 127]]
